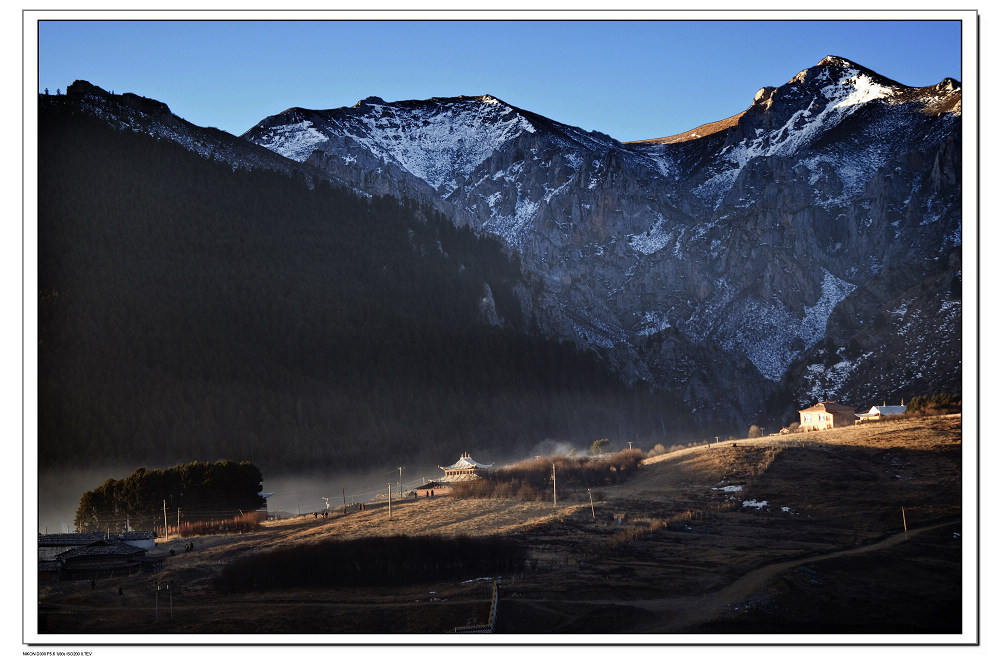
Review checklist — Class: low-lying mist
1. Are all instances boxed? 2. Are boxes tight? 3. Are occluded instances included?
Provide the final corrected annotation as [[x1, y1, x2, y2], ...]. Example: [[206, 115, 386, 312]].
[[33, 436, 645, 533]]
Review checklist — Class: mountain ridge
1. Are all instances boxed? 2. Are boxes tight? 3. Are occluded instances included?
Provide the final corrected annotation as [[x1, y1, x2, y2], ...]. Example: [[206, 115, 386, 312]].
[[40, 53, 963, 433], [239, 53, 961, 427]]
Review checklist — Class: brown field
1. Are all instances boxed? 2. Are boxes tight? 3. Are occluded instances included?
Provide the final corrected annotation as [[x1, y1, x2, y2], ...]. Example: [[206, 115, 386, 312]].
[[36, 414, 965, 639]]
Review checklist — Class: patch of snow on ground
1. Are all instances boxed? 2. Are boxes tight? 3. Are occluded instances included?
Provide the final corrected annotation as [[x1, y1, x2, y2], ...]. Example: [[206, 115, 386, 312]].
[[712, 269, 854, 381], [695, 68, 894, 208], [798, 148, 888, 209], [799, 269, 856, 347], [742, 499, 768, 509], [628, 214, 672, 255], [939, 300, 960, 316], [804, 354, 865, 403], [891, 298, 912, 320], [543, 178, 573, 203], [255, 121, 328, 161], [484, 194, 539, 247], [636, 311, 672, 336], [335, 98, 534, 195], [713, 485, 744, 492]]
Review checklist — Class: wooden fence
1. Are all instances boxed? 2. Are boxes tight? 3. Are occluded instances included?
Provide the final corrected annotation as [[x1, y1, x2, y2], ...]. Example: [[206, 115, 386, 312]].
[[455, 578, 500, 634]]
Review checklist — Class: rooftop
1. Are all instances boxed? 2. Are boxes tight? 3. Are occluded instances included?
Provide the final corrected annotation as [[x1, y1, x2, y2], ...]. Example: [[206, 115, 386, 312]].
[[799, 401, 856, 414]]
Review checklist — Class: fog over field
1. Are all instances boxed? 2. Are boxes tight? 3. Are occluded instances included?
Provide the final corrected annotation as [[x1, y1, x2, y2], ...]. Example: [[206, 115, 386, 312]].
[[37, 466, 134, 534]]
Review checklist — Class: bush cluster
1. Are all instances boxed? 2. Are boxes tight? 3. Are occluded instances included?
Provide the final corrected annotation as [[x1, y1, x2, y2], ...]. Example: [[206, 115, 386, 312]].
[[213, 534, 525, 593], [452, 449, 645, 501], [177, 511, 264, 537], [907, 393, 961, 415]]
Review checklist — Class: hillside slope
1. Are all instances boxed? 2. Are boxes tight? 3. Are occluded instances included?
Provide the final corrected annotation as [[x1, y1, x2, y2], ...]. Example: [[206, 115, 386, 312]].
[[37, 416, 963, 636], [36, 101, 690, 473]]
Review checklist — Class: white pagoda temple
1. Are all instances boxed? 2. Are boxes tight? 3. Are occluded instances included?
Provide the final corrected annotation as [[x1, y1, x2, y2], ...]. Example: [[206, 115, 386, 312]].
[[438, 452, 493, 481]]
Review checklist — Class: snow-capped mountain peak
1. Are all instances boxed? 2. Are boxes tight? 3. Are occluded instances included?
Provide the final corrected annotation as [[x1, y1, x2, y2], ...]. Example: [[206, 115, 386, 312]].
[[244, 94, 538, 194]]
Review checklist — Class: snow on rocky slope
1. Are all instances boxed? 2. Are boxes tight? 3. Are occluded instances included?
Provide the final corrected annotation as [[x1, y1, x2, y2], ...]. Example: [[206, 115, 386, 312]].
[[148, 55, 963, 428]]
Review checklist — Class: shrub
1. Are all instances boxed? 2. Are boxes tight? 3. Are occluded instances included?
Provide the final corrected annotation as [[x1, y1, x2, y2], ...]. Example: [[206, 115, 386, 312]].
[[214, 534, 525, 593], [177, 511, 263, 537], [907, 393, 961, 415], [452, 449, 646, 501], [590, 438, 610, 455]]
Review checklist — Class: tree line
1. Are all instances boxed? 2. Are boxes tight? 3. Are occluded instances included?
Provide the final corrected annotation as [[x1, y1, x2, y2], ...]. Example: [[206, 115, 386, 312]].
[[74, 460, 264, 532]]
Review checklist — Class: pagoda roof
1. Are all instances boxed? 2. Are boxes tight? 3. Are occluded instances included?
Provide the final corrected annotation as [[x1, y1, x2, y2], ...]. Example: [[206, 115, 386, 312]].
[[439, 452, 492, 472]]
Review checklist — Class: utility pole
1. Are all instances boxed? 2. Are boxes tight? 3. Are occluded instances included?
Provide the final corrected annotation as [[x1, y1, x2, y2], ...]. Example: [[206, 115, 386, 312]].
[[552, 463, 557, 508], [163, 500, 167, 540], [388, 483, 392, 519], [588, 489, 595, 521], [398, 467, 402, 499], [155, 583, 171, 622], [902, 507, 908, 539]]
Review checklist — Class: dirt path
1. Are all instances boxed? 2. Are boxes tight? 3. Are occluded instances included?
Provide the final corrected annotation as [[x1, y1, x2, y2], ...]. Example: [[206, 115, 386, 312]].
[[507, 519, 960, 633]]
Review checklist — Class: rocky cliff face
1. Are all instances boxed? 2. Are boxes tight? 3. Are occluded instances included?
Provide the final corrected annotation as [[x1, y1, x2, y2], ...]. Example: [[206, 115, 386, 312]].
[[215, 57, 953, 426], [242, 56, 962, 427]]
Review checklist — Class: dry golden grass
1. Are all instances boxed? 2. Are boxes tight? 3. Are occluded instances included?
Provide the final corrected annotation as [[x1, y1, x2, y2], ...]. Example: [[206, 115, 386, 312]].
[[626, 111, 745, 145]]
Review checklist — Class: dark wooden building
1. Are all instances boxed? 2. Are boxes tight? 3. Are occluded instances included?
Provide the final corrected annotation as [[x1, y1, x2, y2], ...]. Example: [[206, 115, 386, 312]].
[[55, 540, 147, 580]]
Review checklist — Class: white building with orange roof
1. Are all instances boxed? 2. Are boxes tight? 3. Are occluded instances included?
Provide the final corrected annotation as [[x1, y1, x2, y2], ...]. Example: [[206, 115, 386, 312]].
[[798, 401, 856, 431]]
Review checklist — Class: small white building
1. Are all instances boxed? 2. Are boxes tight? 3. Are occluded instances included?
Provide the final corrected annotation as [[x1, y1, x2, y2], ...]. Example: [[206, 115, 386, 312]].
[[115, 531, 156, 550], [858, 402, 907, 421]]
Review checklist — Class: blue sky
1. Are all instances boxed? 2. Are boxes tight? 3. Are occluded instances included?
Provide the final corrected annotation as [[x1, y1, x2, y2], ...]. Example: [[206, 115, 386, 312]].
[[37, 12, 968, 141], [36, 15, 966, 143]]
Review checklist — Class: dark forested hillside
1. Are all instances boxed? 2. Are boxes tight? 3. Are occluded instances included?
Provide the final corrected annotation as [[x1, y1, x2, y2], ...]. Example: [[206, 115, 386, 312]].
[[37, 104, 691, 475]]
